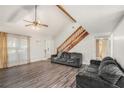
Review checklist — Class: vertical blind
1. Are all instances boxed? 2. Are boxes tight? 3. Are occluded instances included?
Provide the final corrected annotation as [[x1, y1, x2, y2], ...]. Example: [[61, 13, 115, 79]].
[[7, 34, 30, 67]]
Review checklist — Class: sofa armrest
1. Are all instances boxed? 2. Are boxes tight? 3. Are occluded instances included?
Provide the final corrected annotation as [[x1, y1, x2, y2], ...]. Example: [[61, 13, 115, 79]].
[[75, 58, 82, 65], [51, 54, 57, 62], [51, 54, 57, 57], [116, 76, 124, 88], [76, 74, 119, 88], [90, 60, 101, 66]]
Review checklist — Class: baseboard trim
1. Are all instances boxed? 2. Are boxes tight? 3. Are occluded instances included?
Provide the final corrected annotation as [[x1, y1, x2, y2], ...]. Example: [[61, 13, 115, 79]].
[[6, 60, 49, 69]]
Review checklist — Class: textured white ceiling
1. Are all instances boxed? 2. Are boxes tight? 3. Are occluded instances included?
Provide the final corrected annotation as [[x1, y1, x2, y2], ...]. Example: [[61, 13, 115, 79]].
[[0, 5, 124, 37], [64, 5, 124, 34]]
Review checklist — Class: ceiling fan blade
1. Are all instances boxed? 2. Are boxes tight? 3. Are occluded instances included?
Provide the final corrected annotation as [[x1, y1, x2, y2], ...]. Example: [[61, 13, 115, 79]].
[[39, 24, 48, 27], [25, 24, 33, 26], [24, 20, 33, 23]]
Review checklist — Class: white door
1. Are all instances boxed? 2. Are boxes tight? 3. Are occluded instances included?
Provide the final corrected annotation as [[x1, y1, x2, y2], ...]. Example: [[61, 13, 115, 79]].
[[43, 40, 54, 59]]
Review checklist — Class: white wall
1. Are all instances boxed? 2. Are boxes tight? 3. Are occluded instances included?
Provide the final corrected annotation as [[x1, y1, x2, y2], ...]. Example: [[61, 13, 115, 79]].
[[112, 17, 124, 68], [30, 35, 54, 62], [70, 34, 95, 64]]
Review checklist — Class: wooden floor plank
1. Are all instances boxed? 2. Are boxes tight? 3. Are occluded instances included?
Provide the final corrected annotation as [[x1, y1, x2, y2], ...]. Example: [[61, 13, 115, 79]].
[[0, 61, 78, 88]]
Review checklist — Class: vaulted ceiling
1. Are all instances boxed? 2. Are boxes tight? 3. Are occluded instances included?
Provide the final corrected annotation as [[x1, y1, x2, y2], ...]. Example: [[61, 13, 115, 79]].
[[0, 5, 124, 37], [64, 5, 124, 34]]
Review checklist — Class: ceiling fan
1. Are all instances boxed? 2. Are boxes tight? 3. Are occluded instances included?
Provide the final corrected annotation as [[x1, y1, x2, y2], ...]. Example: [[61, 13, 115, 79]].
[[24, 5, 48, 29]]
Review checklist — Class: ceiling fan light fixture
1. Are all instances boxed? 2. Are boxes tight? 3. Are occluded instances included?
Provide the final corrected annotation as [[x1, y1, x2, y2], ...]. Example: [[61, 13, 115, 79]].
[[32, 25, 40, 30], [24, 5, 48, 29]]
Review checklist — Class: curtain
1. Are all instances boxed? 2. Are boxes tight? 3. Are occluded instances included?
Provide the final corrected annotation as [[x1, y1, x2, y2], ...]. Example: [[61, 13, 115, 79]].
[[0, 32, 8, 68]]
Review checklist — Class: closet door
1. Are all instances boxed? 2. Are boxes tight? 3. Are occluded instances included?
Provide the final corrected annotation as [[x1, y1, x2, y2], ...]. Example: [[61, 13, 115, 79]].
[[45, 40, 51, 58], [7, 34, 29, 67], [44, 40, 54, 59]]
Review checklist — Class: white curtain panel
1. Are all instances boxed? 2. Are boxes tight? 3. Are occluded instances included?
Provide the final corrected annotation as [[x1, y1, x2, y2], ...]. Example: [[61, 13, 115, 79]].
[[7, 34, 29, 67]]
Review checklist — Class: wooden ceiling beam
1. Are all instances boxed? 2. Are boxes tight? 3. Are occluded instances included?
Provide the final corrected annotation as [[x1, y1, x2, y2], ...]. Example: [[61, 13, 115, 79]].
[[56, 5, 77, 23]]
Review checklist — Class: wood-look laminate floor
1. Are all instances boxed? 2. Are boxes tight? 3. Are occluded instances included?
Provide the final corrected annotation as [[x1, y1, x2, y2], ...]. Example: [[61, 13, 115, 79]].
[[0, 61, 79, 88]]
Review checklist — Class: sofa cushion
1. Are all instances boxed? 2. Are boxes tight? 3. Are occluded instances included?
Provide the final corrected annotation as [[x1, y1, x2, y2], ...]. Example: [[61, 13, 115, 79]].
[[67, 59, 74, 63], [99, 57, 117, 71], [76, 73, 118, 88], [99, 72, 121, 84], [79, 65, 99, 76], [70, 53, 79, 59], [58, 58, 67, 62], [98, 57, 124, 84], [99, 57, 124, 76]]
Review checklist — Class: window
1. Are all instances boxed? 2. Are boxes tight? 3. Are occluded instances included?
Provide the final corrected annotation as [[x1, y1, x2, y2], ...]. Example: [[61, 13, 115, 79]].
[[7, 34, 30, 67]]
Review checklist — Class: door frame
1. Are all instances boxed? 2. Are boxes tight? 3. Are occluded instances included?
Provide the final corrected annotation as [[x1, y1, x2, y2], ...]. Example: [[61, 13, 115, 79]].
[[95, 35, 111, 60]]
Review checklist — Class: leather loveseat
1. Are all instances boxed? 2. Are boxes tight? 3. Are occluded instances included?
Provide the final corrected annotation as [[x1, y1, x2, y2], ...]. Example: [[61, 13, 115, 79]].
[[51, 52, 82, 68]]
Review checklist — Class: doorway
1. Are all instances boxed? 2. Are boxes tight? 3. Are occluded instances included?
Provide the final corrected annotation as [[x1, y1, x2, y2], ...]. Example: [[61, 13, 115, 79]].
[[96, 36, 111, 60]]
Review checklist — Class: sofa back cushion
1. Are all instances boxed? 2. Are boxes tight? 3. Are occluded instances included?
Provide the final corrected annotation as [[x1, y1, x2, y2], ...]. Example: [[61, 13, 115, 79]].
[[98, 57, 124, 84], [99, 57, 117, 71], [70, 52, 82, 59], [102, 56, 114, 61]]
